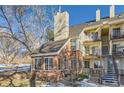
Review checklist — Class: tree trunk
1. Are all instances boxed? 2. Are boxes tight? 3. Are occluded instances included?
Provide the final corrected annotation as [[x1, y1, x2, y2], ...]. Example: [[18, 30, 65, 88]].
[[30, 70, 36, 87]]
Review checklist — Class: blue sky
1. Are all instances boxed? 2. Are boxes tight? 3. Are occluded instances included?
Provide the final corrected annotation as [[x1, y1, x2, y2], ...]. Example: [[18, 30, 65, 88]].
[[61, 5, 124, 26]]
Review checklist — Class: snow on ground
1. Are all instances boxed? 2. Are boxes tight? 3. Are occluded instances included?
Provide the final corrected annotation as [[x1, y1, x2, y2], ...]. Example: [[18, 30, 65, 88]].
[[40, 79, 97, 87], [40, 82, 65, 87], [80, 81, 97, 87]]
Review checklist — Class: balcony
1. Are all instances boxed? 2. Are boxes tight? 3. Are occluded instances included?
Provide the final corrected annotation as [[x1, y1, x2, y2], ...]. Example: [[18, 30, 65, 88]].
[[112, 45, 124, 55], [83, 37, 101, 45], [112, 50, 124, 57], [84, 51, 101, 59], [111, 34, 124, 40], [111, 29, 124, 40]]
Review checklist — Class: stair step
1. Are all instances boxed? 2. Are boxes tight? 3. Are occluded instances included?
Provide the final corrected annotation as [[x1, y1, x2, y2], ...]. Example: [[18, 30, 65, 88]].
[[102, 75, 117, 77], [103, 74, 117, 76], [102, 78, 117, 80], [102, 80, 118, 83], [107, 72, 116, 74], [102, 77, 117, 79]]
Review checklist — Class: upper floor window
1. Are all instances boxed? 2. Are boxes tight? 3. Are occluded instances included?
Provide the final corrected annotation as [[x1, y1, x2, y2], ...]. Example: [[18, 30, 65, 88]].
[[45, 58, 53, 70], [35, 58, 41, 70], [112, 44, 124, 54], [112, 28, 121, 38]]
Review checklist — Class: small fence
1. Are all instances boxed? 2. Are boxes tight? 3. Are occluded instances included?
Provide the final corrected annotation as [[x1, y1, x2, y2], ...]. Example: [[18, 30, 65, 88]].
[[0, 65, 31, 73]]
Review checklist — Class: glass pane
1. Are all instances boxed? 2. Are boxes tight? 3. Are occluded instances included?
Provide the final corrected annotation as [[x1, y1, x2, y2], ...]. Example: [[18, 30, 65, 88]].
[[45, 58, 53, 70], [35, 58, 41, 70]]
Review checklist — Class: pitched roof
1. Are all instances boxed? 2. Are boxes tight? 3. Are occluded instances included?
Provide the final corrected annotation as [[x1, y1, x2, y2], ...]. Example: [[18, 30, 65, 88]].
[[69, 13, 124, 37], [69, 24, 86, 38], [32, 13, 124, 56], [32, 39, 68, 55]]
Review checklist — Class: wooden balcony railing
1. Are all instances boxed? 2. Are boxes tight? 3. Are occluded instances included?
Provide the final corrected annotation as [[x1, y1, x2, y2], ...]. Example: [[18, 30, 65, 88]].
[[111, 34, 124, 39], [85, 37, 101, 41]]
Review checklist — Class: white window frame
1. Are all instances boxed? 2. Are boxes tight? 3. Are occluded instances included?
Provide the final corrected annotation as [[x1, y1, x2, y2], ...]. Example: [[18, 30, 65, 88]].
[[44, 57, 53, 71], [35, 57, 41, 70]]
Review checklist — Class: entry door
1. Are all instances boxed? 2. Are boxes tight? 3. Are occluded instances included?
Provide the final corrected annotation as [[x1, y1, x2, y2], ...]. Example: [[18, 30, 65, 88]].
[[107, 58, 114, 72]]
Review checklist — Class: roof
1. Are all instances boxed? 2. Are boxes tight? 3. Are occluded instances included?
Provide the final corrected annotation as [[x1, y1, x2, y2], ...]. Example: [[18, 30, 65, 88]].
[[32, 39, 68, 55], [69, 13, 124, 37], [32, 13, 124, 56], [69, 24, 86, 38]]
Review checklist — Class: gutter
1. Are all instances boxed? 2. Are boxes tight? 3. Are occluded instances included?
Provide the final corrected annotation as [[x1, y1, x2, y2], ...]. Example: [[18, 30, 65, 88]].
[[83, 18, 124, 30]]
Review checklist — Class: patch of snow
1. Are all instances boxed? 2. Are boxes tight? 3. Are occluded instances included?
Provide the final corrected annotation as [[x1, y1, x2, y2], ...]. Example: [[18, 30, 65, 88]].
[[83, 79, 89, 82], [40, 82, 65, 87], [80, 81, 97, 87]]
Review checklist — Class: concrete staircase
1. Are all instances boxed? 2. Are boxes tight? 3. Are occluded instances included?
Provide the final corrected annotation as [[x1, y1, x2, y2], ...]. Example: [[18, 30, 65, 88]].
[[101, 69, 119, 86]]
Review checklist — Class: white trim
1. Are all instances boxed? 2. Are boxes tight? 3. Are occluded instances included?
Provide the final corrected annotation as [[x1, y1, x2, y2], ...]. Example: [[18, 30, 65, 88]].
[[34, 58, 42, 70], [35, 57, 42, 59], [109, 19, 124, 25], [57, 38, 70, 54], [31, 52, 58, 57], [83, 19, 124, 31], [44, 56, 54, 59], [44, 57, 53, 70]]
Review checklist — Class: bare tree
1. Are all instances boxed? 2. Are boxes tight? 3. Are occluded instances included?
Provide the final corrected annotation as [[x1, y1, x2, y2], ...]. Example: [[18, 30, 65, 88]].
[[0, 32, 22, 87], [0, 32, 20, 65], [0, 5, 58, 87], [0, 5, 58, 53]]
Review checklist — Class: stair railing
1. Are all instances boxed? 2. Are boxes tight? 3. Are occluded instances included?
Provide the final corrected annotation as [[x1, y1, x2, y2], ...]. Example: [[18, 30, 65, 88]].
[[112, 56, 120, 86]]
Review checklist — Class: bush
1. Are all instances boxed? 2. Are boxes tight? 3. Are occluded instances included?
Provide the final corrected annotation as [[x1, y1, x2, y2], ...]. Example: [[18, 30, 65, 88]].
[[77, 73, 88, 81]]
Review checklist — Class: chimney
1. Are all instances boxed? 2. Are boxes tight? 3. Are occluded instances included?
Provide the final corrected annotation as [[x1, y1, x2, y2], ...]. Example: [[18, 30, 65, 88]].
[[110, 5, 115, 18], [96, 9, 100, 21]]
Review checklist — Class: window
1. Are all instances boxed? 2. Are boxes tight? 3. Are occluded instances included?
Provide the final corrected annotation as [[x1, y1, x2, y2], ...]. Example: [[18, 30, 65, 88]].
[[94, 61, 101, 68], [35, 58, 41, 70], [112, 44, 117, 53], [84, 61, 90, 68], [71, 39, 76, 51], [45, 58, 53, 70], [112, 28, 121, 38]]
